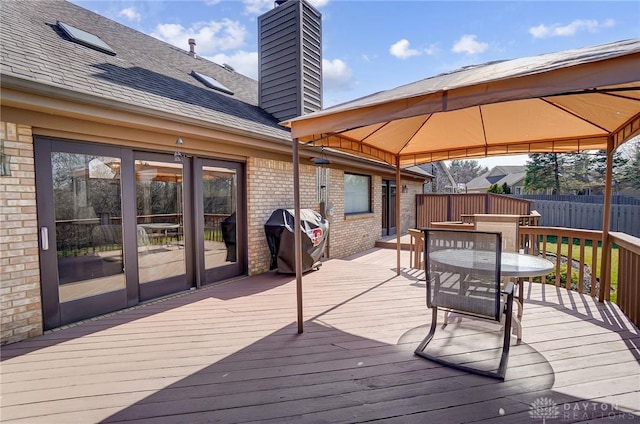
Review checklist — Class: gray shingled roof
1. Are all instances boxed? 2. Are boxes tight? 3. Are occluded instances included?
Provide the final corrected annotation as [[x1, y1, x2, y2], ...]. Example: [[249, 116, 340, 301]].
[[0, 0, 290, 141], [466, 166, 526, 190]]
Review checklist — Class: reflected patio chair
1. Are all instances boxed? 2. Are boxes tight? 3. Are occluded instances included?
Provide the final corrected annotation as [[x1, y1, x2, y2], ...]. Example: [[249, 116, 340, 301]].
[[136, 225, 151, 253], [408, 228, 424, 269], [414, 228, 518, 380]]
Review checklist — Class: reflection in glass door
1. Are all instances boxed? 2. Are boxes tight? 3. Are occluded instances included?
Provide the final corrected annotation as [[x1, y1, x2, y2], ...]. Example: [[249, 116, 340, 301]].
[[381, 180, 397, 236], [54, 153, 125, 299], [35, 139, 127, 329], [199, 160, 244, 284], [135, 155, 190, 299]]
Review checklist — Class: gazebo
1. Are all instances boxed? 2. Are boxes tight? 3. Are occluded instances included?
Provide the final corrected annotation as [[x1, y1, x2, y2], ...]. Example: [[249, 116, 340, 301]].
[[282, 39, 640, 332]]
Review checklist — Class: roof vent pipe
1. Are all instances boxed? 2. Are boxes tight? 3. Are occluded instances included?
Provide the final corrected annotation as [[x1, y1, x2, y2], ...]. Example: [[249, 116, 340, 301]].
[[188, 38, 196, 57]]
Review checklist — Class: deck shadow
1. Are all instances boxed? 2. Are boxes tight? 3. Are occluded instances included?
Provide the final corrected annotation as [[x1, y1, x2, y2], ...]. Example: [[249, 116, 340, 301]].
[[98, 320, 558, 424]]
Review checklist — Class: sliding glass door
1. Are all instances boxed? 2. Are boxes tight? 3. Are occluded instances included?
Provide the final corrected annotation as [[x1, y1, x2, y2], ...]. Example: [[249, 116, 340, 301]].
[[135, 153, 192, 300], [196, 158, 245, 284], [36, 138, 246, 330], [36, 139, 129, 329]]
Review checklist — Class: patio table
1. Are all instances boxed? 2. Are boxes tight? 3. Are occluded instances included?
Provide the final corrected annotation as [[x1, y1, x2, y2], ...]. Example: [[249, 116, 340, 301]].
[[429, 249, 554, 316], [139, 223, 181, 246]]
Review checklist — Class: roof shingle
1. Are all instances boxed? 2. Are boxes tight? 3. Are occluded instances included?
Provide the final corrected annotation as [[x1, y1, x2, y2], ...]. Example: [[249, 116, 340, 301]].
[[0, 0, 290, 141]]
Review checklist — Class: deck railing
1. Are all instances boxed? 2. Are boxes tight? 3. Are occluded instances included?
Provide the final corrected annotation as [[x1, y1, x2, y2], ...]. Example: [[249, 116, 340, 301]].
[[518, 226, 640, 327], [610, 231, 640, 327]]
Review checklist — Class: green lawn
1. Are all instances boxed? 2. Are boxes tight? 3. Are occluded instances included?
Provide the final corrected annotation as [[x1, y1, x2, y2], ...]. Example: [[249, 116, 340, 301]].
[[540, 241, 619, 303]]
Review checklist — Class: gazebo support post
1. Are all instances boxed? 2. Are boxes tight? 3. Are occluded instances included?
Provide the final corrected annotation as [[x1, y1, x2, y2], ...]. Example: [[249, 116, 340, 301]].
[[599, 135, 614, 302], [395, 156, 401, 276], [293, 138, 304, 333]]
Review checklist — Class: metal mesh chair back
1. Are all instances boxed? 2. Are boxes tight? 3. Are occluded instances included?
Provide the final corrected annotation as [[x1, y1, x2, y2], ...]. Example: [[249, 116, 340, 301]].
[[425, 229, 502, 321]]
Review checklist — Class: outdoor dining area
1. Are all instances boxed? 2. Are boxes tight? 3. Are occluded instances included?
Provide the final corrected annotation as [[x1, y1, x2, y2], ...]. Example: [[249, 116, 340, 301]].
[[2, 37, 639, 423], [1, 245, 638, 422]]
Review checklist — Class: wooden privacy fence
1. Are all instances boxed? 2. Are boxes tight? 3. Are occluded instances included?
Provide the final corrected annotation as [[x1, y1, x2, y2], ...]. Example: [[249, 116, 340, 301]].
[[519, 194, 640, 205], [415, 193, 532, 228], [532, 200, 640, 238]]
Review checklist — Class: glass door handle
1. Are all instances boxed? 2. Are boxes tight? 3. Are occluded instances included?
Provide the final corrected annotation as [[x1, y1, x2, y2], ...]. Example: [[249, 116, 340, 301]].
[[40, 227, 49, 251]]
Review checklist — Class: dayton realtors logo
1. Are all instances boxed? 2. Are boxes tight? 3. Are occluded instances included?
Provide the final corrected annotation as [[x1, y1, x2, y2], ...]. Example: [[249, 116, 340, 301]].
[[529, 397, 636, 422], [529, 397, 559, 423]]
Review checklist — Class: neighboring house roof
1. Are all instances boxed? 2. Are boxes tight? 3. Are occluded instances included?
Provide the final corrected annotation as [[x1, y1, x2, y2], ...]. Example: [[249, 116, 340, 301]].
[[0, 0, 289, 142], [466, 166, 526, 191], [403, 166, 433, 179]]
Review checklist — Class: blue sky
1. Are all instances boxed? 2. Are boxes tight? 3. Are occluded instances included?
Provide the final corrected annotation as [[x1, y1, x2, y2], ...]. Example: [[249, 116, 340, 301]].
[[69, 0, 640, 168]]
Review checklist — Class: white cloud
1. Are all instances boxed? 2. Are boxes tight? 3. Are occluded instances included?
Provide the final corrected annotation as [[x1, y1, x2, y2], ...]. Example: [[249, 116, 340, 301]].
[[206, 51, 259, 79], [451, 35, 489, 55], [242, 0, 329, 15], [118, 7, 141, 23], [529, 19, 616, 38], [243, 0, 272, 15], [390, 39, 421, 59], [151, 19, 248, 54], [322, 58, 353, 91], [424, 44, 439, 56], [389, 39, 438, 59], [205, 0, 222, 5], [308, 0, 330, 8]]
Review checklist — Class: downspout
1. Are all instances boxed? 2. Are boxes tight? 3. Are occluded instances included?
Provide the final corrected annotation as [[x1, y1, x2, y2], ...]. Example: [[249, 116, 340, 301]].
[[396, 156, 402, 276], [293, 138, 304, 332], [598, 135, 614, 302]]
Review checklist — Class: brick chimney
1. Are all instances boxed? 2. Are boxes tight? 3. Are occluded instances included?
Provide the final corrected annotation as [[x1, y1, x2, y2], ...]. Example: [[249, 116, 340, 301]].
[[258, 0, 322, 122]]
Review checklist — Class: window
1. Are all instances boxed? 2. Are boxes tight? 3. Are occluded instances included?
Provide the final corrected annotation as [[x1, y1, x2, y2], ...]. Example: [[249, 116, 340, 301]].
[[191, 70, 234, 95], [57, 21, 116, 56], [344, 173, 371, 214]]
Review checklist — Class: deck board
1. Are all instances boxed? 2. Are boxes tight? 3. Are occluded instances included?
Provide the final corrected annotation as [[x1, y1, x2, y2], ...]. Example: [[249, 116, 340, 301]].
[[1, 248, 639, 423]]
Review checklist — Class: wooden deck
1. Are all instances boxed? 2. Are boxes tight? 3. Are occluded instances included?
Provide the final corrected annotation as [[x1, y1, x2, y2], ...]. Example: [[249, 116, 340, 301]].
[[1, 248, 639, 423]]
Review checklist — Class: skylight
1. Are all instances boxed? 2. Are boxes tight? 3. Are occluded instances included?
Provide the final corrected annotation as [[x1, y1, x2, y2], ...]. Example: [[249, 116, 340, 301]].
[[191, 71, 234, 95], [57, 21, 116, 56]]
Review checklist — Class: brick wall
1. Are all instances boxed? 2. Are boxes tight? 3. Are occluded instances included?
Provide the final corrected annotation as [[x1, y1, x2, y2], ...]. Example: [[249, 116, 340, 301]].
[[400, 181, 423, 231], [0, 122, 42, 345], [325, 172, 382, 258], [246, 157, 318, 275], [246, 159, 415, 273]]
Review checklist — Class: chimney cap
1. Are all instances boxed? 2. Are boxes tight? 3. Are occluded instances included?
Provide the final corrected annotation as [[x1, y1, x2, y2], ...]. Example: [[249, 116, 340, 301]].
[[188, 39, 196, 57]]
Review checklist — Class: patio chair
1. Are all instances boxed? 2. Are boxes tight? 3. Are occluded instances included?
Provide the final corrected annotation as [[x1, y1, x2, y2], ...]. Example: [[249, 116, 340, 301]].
[[414, 228, 518, 380], [474, 215, 524, 318], [408, 228, 424, 269]]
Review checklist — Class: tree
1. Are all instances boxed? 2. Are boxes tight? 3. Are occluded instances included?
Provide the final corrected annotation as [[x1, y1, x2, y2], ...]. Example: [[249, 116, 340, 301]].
[[563, 153, 592, 194], [524, 153, 565, 194], [487, 183, 503, 194], [447, 160, 488, 185], [591, 149, 628, 193], [501, 182, 511, 194], [616, 136, 639, 191]]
